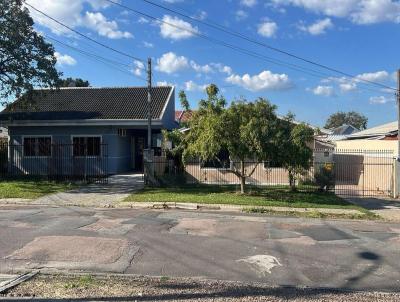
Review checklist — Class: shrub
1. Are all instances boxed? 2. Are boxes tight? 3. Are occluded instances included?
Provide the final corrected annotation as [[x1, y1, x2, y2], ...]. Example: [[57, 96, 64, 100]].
[[315, 164, 335, 192]]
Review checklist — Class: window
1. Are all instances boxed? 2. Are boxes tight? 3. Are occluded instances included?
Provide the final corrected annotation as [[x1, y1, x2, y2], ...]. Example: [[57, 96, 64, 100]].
[[118, 129, 126, 137], [73, 136, 101, 157], [23, 137, 51, 157], [202, 149, 231, 169]]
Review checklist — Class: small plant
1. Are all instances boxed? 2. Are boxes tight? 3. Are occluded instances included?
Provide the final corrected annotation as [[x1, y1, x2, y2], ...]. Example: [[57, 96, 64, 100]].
[[160, 276, 169, 282], [315, 164, 335, 192], [63, 275, 95, 289]]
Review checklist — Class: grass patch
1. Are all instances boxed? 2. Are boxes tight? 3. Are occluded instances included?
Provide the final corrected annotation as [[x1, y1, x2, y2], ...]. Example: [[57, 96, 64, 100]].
[[244, 208, 380, 220], [63, 275, 96, 289], [124, 185, 361, 210], [0, 179, 75, 199]]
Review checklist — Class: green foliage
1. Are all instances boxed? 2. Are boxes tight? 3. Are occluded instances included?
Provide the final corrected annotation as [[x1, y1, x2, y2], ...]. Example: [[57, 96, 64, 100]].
[[0, 0, 61, 103], [178, 90, 190, 112], [325, 111, 368, 130], [315, 164, 335, 192], [276, 115, 314, 191], [59, 78, 90, 87]]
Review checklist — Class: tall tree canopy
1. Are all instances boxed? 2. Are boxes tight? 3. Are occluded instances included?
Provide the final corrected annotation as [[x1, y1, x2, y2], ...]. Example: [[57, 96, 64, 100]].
[[59, 78, 90, 88], [178, 90, 190, 112], [0, 0, 60, 104], [325, 111, 368, 130]]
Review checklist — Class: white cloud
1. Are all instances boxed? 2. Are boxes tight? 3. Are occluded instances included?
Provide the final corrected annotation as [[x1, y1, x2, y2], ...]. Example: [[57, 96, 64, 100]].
[[310, 85, 335, 97], [235, 10, 249, 21], [157, 81, 175, 86], [159, 15, 199, 40], [193, 10, 207, 20], [156, 52, 189, 74], [190, 61, 213, 73], [257, 21, 278, 37], [271, 0, 400, 24], [323, 70, 390, 93], [339, 82, 357, 92], [184, 80, 208, 92], [131, 60, 144, 77], [240, 0, 257, 7], [143, 41, 154, 48], [83, 12, 133, 39], [211, 63, 233, 75], [55, 52, 76, 66], [138, 17, 150, 24], [355, 70, 389, 82], [226, 70, 292, 92], [299, 18, 333, 35], [25, 0, 133, 39], [369, 95, 394, 104]]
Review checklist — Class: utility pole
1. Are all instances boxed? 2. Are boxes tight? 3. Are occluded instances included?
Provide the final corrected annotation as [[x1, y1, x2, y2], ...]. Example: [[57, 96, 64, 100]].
[[147, 58, 152, 150], [395, 69, 400, 198]]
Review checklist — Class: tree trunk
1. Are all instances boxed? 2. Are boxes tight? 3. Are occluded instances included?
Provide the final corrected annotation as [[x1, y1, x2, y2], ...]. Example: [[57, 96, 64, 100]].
[[289, 170, 296, 192], [240, 160, 246, 194]]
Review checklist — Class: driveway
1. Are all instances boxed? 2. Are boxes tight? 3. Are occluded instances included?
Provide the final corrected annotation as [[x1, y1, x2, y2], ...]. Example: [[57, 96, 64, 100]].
[[346, 197, 400, 222], [0, 205, 399, 291], [31, 173, 144, 207]]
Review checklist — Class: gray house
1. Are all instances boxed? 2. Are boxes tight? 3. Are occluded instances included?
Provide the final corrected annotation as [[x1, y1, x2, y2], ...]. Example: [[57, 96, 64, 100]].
[[0, 86, 176, 175]]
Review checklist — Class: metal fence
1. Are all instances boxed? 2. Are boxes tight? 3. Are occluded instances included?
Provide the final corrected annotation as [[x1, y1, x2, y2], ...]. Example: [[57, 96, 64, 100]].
[[0, 142, 109, 183], [144, 149, 395, 197]]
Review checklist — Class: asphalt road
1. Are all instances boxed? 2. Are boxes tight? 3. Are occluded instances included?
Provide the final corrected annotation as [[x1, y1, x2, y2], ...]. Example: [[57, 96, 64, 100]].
[[0, 205, 399, 291]]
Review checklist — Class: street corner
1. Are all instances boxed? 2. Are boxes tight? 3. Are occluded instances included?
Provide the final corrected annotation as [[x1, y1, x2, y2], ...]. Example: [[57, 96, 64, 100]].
[[5, 236, 140, 273]]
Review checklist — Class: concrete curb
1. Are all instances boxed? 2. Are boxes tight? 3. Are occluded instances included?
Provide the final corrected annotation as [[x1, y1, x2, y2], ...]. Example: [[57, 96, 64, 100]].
[[119, 201, 363, 215]]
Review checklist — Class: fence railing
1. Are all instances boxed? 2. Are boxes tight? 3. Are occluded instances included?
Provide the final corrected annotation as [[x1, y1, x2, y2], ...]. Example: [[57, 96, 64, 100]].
[[0, 143, 109, 183], [144, 150, 395, 197]]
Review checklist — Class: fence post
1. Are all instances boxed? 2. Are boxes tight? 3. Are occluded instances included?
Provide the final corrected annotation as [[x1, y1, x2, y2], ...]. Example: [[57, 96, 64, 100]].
[[393, 159, 400, 198]]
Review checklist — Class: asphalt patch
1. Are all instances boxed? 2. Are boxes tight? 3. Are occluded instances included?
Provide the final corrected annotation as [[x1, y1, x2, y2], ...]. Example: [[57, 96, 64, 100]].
[[298, 225, 357, 242]]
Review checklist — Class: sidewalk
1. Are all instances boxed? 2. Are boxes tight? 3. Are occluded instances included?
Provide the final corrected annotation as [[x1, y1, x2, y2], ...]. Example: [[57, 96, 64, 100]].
[[345, 197, 400, 222], [1, 174, 144, 208]]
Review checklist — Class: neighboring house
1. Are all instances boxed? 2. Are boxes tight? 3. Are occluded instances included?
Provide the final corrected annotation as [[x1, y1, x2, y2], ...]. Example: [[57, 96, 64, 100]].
[[315, 124, 359, 145], [336, 121, 398, 155], [175, 110, 194, 126], [0, 86, 176, 174]]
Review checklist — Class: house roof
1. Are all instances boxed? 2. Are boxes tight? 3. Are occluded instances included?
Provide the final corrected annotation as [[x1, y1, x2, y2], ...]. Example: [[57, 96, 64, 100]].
[[331, 124, 359, 135], [347, 121, 398, 139], [175, 110, 194, 124], [0, 86, 174, 121]]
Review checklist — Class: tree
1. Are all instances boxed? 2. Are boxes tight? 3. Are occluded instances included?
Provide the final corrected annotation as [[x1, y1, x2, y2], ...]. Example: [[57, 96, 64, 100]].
[[0, 0, 60, 104], [182, 85, 280, 193], [59, 78, 90, 87], [277, 116, 314, 191], [178, 90, 190, 112], [325, 111, 368, 130]]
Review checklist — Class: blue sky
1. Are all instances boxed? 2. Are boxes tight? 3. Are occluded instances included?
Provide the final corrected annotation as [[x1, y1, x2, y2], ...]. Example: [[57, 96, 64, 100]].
[[24, 0, 400, 128]]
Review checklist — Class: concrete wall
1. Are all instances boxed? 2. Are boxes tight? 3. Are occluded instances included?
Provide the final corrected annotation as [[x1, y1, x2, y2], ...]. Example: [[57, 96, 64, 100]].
[[335, 140, 397, 155]]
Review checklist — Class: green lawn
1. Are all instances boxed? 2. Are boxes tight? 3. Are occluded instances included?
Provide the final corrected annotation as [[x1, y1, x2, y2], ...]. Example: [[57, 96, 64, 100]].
[[0, 180, 75, 199], [124, 185, 360, 210]]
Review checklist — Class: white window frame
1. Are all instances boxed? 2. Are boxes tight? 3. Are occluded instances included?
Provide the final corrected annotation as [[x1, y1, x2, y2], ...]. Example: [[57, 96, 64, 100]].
[[71, 135, 102, 158], [22, 135, 52, 158]]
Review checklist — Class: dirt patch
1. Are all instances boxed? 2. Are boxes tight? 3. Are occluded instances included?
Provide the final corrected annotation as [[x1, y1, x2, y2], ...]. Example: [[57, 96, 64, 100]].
[[3, 274, 400, 301]]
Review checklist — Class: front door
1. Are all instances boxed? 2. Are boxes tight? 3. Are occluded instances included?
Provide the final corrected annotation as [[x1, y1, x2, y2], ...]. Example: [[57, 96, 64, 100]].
[[134, 136, 145, 172]]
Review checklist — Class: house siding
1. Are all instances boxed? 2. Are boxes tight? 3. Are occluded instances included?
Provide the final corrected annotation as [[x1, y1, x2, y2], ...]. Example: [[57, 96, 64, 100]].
[[8, 125, 132, 174]]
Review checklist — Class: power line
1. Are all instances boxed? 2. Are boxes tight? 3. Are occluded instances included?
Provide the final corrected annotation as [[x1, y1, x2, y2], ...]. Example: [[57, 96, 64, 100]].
[[104, 0, 339, 81], [136, 0, 397, 93], [24, 1, 146, 66], [46, 36, 147, 82]]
